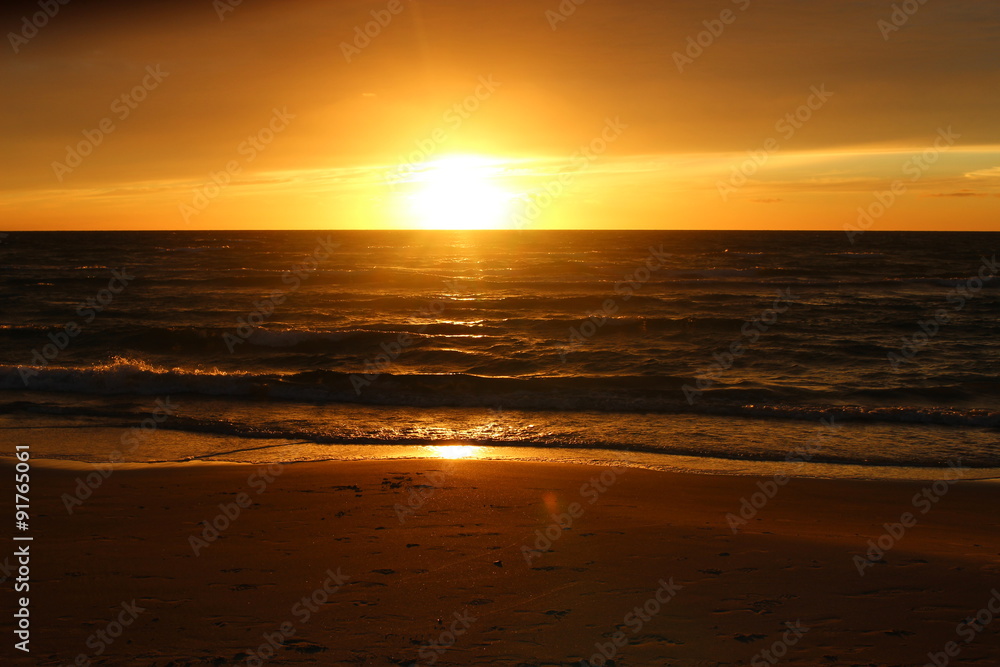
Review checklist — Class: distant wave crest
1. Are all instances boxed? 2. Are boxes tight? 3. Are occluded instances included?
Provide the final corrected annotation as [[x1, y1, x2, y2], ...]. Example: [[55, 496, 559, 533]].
[[4, 359, 999, 428]]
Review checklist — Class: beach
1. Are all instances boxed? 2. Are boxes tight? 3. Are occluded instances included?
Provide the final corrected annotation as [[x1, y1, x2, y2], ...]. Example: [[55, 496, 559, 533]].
[[6, 445, 1000, 666]]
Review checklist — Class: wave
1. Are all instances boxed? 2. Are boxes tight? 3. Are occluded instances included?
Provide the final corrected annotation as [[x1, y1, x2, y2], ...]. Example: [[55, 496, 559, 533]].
[[3, 359, 1000, 428], [0, 316, 794, 354], [0, 324, 485, 354], [3, 400, 997, 469]]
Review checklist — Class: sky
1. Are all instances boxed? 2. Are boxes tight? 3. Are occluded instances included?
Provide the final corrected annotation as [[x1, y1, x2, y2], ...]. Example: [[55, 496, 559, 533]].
[[2, 0, 999, 231]]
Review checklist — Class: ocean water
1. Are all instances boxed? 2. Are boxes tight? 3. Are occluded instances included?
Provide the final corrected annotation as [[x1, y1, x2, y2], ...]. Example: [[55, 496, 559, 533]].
[[1, 230, 999, 477]]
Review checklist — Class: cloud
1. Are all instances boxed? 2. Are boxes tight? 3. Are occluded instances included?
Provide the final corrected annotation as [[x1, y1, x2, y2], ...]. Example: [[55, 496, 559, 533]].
[[925, 190, 988, 198], [964, 167, 1000, 180]]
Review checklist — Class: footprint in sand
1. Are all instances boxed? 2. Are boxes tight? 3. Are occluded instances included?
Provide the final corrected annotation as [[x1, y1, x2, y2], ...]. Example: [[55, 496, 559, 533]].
[[283, 638, 327, 654], [747, 599, 781, 614]]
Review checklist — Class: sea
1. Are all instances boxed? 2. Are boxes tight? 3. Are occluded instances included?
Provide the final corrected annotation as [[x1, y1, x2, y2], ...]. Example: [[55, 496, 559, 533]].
[[2, 230, 999, 479]]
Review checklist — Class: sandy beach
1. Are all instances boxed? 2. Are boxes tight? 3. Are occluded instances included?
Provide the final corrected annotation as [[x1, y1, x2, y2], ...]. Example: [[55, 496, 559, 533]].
[[4, 451, 1000, 666]]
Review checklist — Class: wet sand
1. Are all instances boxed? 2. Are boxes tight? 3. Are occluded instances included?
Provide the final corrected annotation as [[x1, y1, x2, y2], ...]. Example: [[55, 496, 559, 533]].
[[4, 456, 1000, 666]]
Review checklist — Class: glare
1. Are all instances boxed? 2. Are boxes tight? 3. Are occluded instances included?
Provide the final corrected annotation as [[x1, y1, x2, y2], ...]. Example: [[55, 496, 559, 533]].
[[427, 444, 481, 459], [406, 156, 517, 230]]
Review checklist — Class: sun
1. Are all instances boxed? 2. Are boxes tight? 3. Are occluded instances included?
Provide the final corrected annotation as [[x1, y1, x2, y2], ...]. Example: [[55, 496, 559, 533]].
[[405, 156, 517, 230]]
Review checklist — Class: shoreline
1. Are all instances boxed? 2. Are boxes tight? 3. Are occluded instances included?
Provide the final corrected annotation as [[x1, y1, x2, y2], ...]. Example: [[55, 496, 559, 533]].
[[6, 444, 1000, 483], [8, 450, 1000, 480], [8, 413, 1000, 482], [4, 456, 1000, 665], [7, 397, 1000, 479]]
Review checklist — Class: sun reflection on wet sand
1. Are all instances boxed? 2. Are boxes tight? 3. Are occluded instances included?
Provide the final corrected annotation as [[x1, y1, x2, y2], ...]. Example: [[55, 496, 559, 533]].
[[426, 444, 482, 459]]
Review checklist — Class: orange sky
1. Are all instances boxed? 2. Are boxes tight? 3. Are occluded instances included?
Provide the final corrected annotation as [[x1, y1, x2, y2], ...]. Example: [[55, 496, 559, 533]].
[[2, 0, 998, 230]]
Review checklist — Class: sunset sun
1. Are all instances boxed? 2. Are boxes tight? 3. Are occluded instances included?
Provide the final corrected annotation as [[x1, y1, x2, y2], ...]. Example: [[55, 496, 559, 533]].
[[405, 156, 517, 230]]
